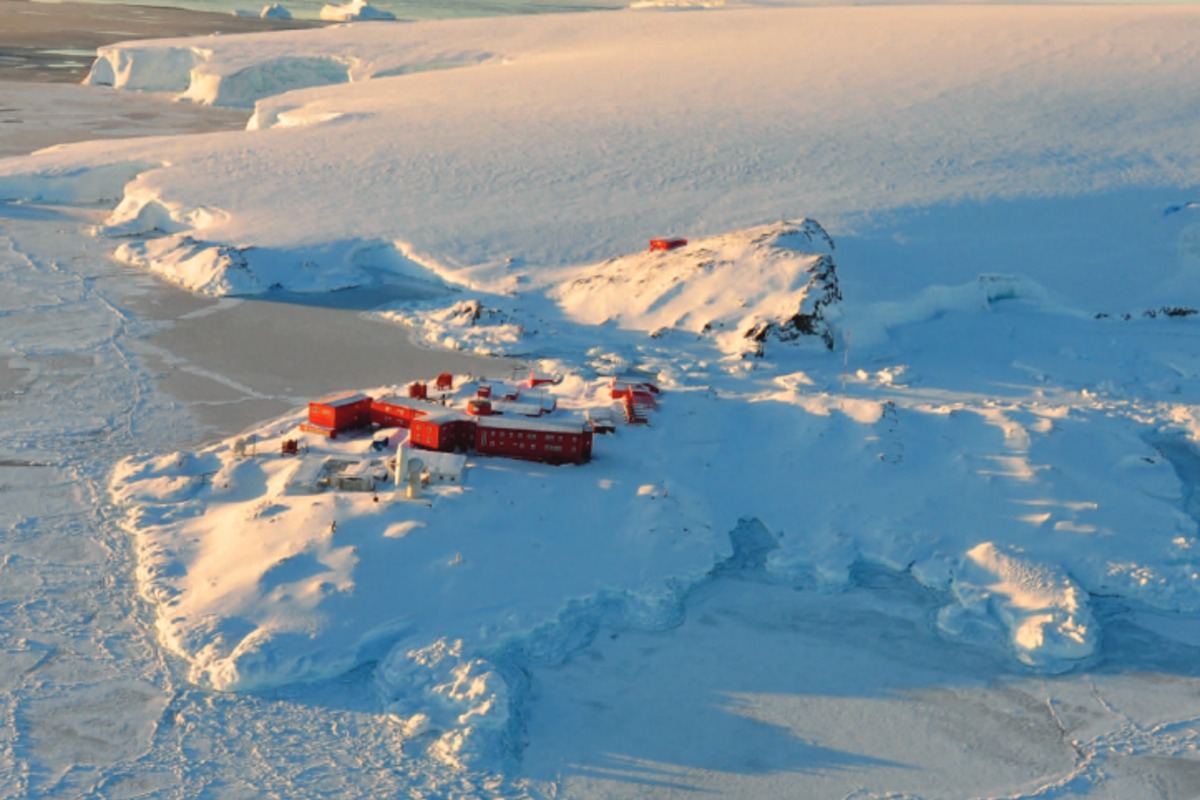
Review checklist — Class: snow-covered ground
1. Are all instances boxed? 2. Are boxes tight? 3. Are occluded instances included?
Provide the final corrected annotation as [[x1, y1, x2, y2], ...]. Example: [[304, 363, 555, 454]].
[[6, 2, 1200, 797]]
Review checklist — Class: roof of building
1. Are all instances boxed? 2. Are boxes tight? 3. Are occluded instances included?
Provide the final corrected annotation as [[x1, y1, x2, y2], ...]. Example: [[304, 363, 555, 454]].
[[374, 395, 436, 410], [476, 415, 587, 435], [406, 449, 467, 476], [490, 400, 544, 417], [414, 408, 471, 424], [340, 459, 377, 478], [313, 391, 370, 407], [287, 456, 329, 482]]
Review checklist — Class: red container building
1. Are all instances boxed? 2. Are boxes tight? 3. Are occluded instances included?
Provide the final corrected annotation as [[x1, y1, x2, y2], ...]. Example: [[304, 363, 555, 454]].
[[410, 410, 475, 453], [475, 416, 593, 465], [307, 392, 373, 435], [371, 396, 433, 428], [649, 238, 687, 252], [466, 398, 494, 416], [610, 378, 660, 401]]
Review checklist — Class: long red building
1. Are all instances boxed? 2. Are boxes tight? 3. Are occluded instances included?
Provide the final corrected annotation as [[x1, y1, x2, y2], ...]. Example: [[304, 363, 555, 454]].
[[474, 416, 593, 464], [407, 411, 593, 465]]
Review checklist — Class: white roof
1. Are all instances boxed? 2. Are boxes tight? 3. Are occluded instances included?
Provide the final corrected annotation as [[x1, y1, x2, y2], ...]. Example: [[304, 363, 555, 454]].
[[490, 400, 543, 417], [285, 457, 329, 489], [476, 415, 586, 435], [314, 391, 369, 407], [374, 395, 433, 410], [340, 460, 375, 478], [416, 408, 469, 424], [413, 450, 467, 476]]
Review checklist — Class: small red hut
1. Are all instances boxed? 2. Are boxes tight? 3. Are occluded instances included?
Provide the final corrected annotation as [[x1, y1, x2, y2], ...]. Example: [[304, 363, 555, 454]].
[[466, 398, 494, 416], [649, 238, 687, 252], [610, 377, 660, 401]]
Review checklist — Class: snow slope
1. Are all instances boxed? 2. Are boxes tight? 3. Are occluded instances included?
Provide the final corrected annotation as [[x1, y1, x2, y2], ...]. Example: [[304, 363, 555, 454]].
[[3, 6, 1200, 302]]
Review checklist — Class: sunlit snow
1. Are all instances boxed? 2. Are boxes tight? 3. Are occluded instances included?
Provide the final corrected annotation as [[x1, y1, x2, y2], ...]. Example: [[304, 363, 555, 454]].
[[6, 2, 1200, 796]]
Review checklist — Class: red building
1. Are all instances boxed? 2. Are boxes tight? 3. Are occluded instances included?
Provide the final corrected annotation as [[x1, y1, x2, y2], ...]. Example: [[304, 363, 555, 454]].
[[410, 410, 475, 453], [466, 398, 494, 416], [610, 378, 660, 401], [371, 396, 433, 428], [527, 371, 559, 388], [649, 238, 687, 252], [305, 392, 373, 436], [474, 416, 593, 465]]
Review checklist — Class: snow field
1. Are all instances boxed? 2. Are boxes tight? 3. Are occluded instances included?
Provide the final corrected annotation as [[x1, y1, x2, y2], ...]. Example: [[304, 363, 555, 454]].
[[5, 7, 1200, 303], [9, 1, 1200, 786]]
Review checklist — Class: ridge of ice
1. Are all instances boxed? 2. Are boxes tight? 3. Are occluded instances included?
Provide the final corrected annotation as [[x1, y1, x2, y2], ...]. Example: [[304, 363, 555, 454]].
[[320, 0, 396, 20], [940, 542, 1097, 671]]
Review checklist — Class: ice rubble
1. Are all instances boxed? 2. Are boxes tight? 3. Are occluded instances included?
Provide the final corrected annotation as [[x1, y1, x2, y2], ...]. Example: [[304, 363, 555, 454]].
[[319, 0, 396, 20], [941, 543, 1098, 668]]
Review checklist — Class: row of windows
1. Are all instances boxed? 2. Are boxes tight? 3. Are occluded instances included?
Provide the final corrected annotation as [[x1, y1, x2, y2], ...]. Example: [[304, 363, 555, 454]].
[[485, 430, 574, 442], [483, 432, 577, 440]]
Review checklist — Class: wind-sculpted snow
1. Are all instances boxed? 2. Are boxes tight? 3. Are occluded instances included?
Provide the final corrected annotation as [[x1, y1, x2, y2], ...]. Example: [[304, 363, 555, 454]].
[[184, 56, 354, 108], [0, 161, 162, 205]]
